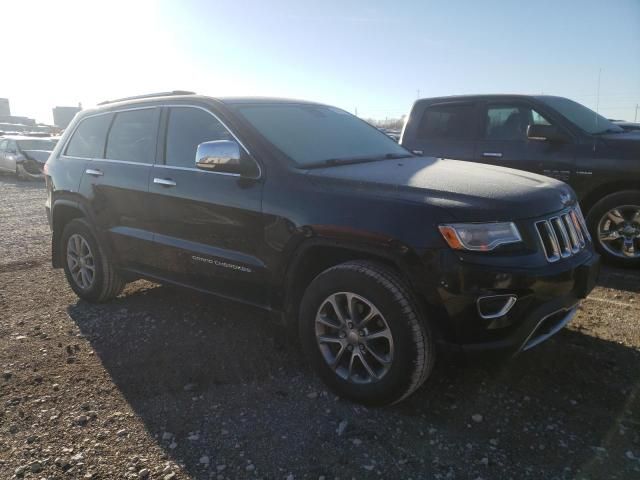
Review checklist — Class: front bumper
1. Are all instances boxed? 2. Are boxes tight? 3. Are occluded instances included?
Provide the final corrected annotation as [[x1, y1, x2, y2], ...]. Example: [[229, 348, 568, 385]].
[[435, 249, 600, 356]]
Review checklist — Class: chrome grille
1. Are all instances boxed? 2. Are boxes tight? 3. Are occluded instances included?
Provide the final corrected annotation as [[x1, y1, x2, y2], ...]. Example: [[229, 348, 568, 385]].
[[536, 207, 589, 262]]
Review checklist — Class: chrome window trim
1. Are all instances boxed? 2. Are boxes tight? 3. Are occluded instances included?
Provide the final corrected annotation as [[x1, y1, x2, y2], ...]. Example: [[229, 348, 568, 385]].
[[164, 104, 261, 179], [61, 106, 156, 159], [60, 155, 153, 167], [58, 103, 261, 179], [152, 164, 240, 177]]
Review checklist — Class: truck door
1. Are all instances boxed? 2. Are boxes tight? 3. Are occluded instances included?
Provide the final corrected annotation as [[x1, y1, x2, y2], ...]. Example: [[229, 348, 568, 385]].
[[475, 102, 576, 182], [403, 101, 478, 161]]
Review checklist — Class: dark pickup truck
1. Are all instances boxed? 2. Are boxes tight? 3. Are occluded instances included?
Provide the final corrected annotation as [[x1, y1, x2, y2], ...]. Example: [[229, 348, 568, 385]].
[[45, 92, 599, 405], [400, 95, 640, 266]]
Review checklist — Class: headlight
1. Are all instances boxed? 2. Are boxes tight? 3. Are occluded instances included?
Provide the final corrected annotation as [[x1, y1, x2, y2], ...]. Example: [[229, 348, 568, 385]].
[[438, 222, 522, 251]]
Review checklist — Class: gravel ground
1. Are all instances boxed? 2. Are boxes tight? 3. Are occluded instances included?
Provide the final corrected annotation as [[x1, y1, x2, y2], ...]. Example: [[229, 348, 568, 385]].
[[1, 176, 639, 480]]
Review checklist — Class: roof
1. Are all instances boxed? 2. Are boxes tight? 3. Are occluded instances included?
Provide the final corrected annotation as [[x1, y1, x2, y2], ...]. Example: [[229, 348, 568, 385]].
[[89, 92, 324, 113], [216, 96, 323, 106], [414, 94, 566, 103]]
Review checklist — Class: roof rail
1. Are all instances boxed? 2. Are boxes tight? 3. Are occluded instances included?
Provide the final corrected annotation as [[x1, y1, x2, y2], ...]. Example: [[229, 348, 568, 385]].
[[98, 90, 196, 106]]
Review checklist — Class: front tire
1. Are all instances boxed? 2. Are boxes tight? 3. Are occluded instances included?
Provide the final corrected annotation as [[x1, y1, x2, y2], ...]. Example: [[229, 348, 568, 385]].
[[586, 191, 640, 267], [61, 218, 125, 302], [299, 260, 435, 406]]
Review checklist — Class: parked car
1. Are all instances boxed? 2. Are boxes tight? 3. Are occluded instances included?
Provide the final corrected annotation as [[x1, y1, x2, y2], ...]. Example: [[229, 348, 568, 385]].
[[378, 128, 401, 142], [0, 135, 58, 179], [400, 95, 640, 266], [45, 91, 599, 405]]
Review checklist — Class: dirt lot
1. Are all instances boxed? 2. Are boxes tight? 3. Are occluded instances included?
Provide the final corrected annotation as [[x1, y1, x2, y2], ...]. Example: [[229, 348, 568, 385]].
[[1, 176, 639, 480]]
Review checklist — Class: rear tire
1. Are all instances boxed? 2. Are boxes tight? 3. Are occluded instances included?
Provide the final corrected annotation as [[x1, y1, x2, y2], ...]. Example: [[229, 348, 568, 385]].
[[61, 218, 125, 302], [299, 260, 435, 406], [586, 191, 640, 268]]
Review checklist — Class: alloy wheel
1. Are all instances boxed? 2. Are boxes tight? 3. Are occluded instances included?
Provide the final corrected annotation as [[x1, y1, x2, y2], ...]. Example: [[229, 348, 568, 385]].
[[315, 292, 394, 384], [66, 233, 96, 289], [597, 205, 640, 259]]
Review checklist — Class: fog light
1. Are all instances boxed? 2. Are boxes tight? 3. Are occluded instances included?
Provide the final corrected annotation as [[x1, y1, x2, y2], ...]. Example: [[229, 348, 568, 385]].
[[477, 295, 517, 319]]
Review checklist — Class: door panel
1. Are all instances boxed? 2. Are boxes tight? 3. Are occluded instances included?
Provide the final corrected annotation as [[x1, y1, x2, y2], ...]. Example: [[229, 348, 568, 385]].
[[147, 166, 266, 305], [475, 103, 575, 182], [79, 159, 155, 267], [76, 107, 160, 268], [0, 140, 7, 171], [406, 102, 477, 160], [143, 105, 267, 305]]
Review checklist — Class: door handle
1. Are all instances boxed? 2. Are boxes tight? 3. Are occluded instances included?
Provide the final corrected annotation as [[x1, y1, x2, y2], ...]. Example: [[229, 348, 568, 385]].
[[85, 168, 103, 176], [153, 177, 177, 187], [482, 152, 503, 158]]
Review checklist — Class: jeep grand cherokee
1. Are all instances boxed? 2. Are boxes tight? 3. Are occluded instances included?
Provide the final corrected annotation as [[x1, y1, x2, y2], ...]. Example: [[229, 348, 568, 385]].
[[45, 91, 600, 405]]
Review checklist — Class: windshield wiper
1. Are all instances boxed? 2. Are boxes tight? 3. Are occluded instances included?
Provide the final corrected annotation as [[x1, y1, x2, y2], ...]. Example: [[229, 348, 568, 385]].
[[323, 153, 411, 166], [303, 153, 413, 169]]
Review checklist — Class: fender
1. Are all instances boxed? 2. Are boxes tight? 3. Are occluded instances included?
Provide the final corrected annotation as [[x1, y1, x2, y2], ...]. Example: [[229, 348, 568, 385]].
[[271, 230, 435, 325], [50, 195, 112, 268]]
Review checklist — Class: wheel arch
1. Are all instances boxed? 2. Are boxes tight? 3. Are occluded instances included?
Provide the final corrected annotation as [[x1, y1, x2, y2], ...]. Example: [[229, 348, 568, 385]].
[[51, 199, 90, 268], [580, 181, 640, 214], [276, 238, 440, 337]]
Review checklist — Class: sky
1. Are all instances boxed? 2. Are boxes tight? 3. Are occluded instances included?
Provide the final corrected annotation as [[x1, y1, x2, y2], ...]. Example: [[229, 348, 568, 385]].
[[3, 0, 639, 125]]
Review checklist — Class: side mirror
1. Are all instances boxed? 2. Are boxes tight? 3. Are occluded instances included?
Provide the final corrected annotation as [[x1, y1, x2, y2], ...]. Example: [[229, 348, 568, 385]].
[[527, 124, 566, 143], [195, 140, 244, 175]]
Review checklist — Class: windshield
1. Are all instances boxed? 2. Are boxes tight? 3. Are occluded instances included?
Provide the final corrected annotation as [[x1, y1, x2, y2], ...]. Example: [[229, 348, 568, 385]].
[[538, 96, 624, 135], [17, 139, 58, 151], [234, 104, 411, 167]]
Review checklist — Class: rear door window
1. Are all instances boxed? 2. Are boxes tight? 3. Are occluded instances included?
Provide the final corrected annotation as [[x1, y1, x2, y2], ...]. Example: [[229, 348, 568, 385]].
[[106, 109, 159, 163], [417, 103, 475, 140], [65, 114, 113, 158]]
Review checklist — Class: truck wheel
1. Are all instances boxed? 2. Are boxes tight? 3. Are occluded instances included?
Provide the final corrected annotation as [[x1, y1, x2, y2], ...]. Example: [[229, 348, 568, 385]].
[[299, 260, 435, 406], [586, 191, 640, 267], [61, 218, 125, 302]]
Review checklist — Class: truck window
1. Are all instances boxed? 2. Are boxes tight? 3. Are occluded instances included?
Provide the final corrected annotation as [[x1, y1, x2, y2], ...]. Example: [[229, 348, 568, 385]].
[[485, 105, 551, 141], [65, 114, 113, 158], [417, 104, 475, 140]]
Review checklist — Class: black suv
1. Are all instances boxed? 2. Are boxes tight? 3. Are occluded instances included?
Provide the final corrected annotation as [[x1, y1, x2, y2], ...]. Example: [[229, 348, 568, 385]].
[[45, 92, 599, 405], [400, 95, 640, 266]]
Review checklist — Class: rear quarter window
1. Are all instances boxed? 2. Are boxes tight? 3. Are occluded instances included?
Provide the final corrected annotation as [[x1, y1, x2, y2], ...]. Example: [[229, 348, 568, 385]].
[[65, 114, 113, 158]]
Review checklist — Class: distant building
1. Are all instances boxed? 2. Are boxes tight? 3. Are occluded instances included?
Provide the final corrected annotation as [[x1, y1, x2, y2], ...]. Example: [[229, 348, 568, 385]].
[[0, 115, 36, 126], [53, 106, 81, 128], [0, 98, 9, 116]]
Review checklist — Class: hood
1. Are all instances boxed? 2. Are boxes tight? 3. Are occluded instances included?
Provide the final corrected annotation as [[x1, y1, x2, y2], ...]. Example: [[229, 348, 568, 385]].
[[21, 150, 52, 164], [306, 157, 575, 221]]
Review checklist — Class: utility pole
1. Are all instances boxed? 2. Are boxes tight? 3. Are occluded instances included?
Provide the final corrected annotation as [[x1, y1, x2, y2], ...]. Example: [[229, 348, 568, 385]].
[[635, 104, 639, 122], [355, 107, 358, 117], [595, 68, 602, 130], [416, 89, 420, 99]]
